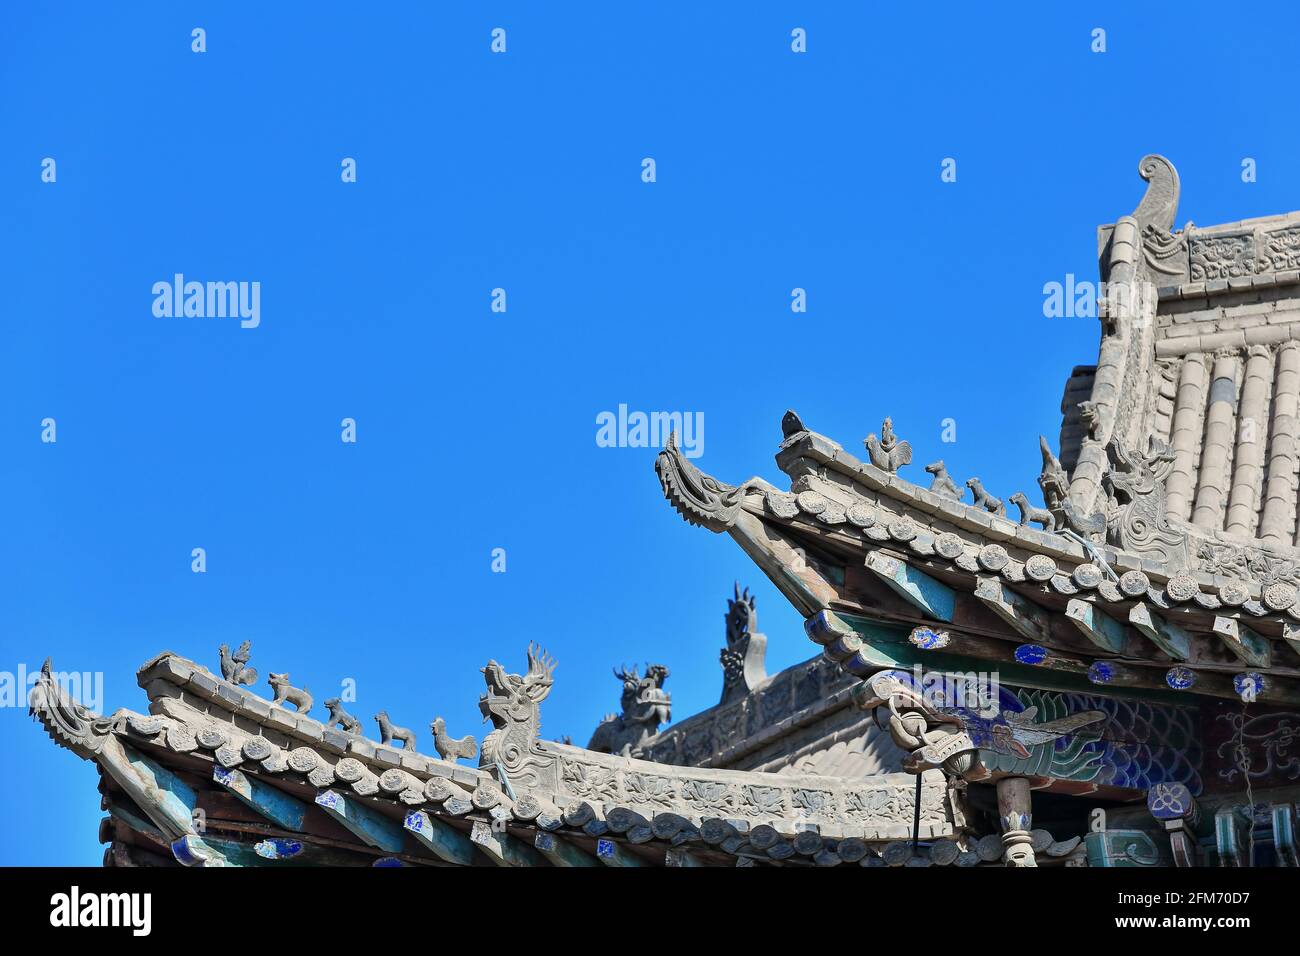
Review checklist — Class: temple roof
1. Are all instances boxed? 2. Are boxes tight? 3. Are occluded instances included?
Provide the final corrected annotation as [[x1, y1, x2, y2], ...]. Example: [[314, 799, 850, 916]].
[[30, 648, 997, 867], [655, 157, 1300, 715], [657, 414, 1300, 710], [1079, 156, 1300, 556]]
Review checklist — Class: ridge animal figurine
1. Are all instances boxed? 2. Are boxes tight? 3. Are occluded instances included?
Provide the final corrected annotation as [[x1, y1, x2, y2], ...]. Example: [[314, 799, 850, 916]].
[[323, 697, 362, 734], [924, 460, 963, 500], [863, 417, 912, 474], [1008, 492, 1054, 530], [218, 640, 257, 686], [374, 710, 416, 751], [966, 477, 1007, 517], [430, 717, 477, 763], [267, 672, 313, 713]]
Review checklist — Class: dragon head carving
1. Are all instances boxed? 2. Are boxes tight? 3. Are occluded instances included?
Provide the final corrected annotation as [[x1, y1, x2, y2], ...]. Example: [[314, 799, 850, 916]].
[[28, 658, 117, 759], [478, 643, 556, 770], [1104, 436, 1175, 500], [656, 431, 757, 533], [725, 582, 756, 648]]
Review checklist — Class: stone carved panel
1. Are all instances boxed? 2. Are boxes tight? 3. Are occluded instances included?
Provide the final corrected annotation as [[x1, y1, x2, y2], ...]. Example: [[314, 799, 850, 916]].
[[1258, 225, 1300, 274], [1190, 233, 1256, 281]]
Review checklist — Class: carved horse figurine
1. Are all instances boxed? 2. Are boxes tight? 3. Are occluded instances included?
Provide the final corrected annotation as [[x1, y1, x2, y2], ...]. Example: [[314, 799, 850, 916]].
[[323, 697, 362, 734], [1008, 492, 1053, 530], [267, 672, 313, 713], [965, 477, 1007, 517], [924, 460, 963, 500], [218, 640, 257, 686], [430, 717, 478, 763], [374, 710, 416, 751]]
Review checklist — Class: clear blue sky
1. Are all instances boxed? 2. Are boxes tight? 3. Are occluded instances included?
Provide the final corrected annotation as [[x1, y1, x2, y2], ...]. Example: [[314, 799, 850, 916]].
[[4, 2, 1299, 865]]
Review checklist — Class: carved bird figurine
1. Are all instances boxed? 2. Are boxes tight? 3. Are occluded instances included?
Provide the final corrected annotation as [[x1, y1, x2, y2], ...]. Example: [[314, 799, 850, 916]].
[[430, 717, 478, 763], [218, 641, 257, 686], [863, 417, 912, 474]]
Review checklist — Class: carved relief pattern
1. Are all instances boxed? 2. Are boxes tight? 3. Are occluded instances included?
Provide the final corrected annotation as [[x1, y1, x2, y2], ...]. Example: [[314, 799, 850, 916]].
[[1190, 234, 1256, 281], [1258, 226, 1300, 273], [622, 771, 676, 808], [559, 759, 620, 801], [1197, 541, 1300, 588], [1214, 711, 1300, 785], [738, 784, 786, 817]]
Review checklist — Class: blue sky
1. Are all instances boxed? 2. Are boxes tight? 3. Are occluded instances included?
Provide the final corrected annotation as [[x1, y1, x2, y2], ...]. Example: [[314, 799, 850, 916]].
[[4, 2, 1300, 864]]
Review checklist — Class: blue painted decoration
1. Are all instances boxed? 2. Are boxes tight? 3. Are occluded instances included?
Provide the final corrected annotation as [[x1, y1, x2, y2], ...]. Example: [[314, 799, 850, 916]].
[[596, 838, 616, 858], [1146, 782, 1194, 821], [867, 668, 1203, 793], [1233, 672, 1265, 700], [1087, 661, 1114, 685], [254, 839, 303, 860], [1166, 667, 1196, 691], [1014, 644, 1047, 666], [372, 857, 404, 867], [909, 626, 950, 650], [171, 837, 205, 867]]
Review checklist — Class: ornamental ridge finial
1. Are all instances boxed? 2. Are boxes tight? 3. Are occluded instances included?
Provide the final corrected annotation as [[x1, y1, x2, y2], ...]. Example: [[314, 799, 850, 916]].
[[1133, 154, 1180, 235]]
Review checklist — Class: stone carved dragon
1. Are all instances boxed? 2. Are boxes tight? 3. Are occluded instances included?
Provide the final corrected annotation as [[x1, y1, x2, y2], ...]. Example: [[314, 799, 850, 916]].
[[656, 431, 760, 533], [1103, 436, 1190, 569], [854, 671, 981, 778], [587, 664, 672, 756], [719, 582, 767, 704], [29, 658, 120, 758], [479, 643, 557, 784]]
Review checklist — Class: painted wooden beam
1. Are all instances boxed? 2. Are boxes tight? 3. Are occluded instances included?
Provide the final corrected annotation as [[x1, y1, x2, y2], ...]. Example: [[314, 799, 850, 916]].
[[169, 835, 269, 867], [1212, 616, 1272, 669], [1273, 804, 1298, 867], [118, 743, 200, 836], [664, 848, 706, 867], [865, 552, 956, 622], [594, 836, 646, 867], [212, 766, 307, 832], [402, 809, 478, 865], [106, 803, 167, 845], [804, 609, 881, 677], [1065, 599, 1126, 653], [469, 820, 547, 867], [174, 834, 350, 867], [1214, 808, 1247, 867], [1085, 660, 1150, 688], [314, 789, 404, 854], [533, 831, 599, 867], [1283, 623, 1300, 659], [1128, 603, 1191, 661], [973, 576, 1050, 643]]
